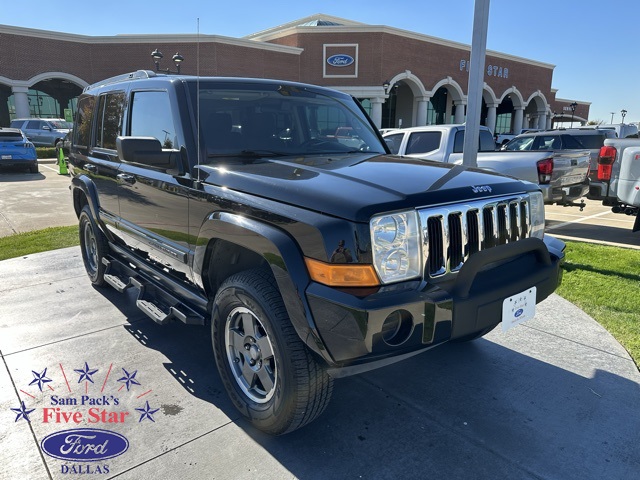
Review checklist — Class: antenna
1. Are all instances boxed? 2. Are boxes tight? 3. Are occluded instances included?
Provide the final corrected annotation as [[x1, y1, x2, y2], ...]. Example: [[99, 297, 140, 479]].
[[196, 17, 201, 183]]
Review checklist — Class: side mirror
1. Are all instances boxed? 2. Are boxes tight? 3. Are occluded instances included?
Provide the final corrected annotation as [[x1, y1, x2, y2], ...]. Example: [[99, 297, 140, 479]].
[[116, 136, 179, 171], [42, 126, 51, 131]]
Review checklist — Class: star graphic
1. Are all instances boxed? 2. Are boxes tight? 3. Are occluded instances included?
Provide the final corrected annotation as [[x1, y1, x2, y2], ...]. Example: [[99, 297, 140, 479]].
[[29, 368, 52, 391], [11, 401, 35, 422], [74, 362, 99, 383], [135, 401, 159, 423], [117, 368, 141, 391]]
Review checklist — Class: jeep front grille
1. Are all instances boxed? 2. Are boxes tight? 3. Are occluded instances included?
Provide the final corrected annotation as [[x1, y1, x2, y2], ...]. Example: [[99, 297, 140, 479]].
[[418, 195, 531, 278]]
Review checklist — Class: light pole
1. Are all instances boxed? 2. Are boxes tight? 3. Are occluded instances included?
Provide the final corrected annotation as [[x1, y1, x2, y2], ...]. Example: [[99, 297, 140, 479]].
[[569, 102, 577, 127], [610, 112, 615, 124], [621, 109, 627, 124], [151, 49, 184, 74]]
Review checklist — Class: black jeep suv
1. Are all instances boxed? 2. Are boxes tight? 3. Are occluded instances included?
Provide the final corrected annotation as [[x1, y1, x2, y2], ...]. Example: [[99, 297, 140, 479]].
[[69, 70, 564, 434]]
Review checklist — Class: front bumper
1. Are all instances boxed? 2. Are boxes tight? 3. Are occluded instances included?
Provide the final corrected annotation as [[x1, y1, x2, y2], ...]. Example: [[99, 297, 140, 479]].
[[307, 236, 565, 377]]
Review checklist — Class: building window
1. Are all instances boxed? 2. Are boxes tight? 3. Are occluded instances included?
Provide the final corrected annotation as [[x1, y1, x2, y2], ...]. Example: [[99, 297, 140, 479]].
[[495, 113, 512, 134], [358, 98, 372, 117]]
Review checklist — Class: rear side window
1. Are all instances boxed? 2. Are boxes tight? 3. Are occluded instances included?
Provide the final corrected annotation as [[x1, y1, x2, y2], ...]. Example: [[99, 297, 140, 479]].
[[74, 95, 96, 149], [26, 120, 41, 129], [505, 136, 534, 151], [572, 134, 605, 149], [561, 135, 584, 149], [384, 133, 404, 154], [0, 132, 23, 142], [96, 92, 126, 150], [406, 131, 441, 154], [453, 130, 496, 153], [9, 120, 23, 129], [130, 91, 177, 149]]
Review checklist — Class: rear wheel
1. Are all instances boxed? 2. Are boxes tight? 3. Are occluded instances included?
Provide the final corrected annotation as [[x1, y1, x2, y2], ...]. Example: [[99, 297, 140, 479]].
[[78, 205, 109, 287], [211, 269, 333, 435], [29, 163, 38, 174]]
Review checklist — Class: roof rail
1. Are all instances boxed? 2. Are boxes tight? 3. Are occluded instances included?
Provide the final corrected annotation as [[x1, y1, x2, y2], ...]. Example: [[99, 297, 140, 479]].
[[83, 70, 158, 92]]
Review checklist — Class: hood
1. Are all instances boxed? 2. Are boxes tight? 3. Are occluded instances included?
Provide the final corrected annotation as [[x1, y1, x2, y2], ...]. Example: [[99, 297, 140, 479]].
[[197, 153, 535, 222]]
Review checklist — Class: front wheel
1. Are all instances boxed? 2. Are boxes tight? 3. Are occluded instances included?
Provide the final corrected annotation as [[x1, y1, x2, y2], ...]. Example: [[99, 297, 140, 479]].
[[211, 269, 333, 435], [78, 205, 109, 287]]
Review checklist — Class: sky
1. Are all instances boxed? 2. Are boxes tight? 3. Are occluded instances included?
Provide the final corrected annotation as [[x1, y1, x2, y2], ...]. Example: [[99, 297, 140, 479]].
[[2, 0, 639, 123]]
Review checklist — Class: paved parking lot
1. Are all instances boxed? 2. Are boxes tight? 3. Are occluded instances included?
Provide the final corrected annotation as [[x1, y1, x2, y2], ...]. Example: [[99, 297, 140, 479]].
[[1, 160, 640, 479]]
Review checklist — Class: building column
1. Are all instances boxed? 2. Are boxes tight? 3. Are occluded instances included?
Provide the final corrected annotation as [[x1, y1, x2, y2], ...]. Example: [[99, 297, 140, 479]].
[[546, 115, 553, 130], [485, 104, 497, 134], [415, 96, 429, 126], [454, 102, 466, 124], [513, 107, 524, 134], [537, 113, 547, 130], [12, 86, 30, 119], [369, 97, 384, 129]]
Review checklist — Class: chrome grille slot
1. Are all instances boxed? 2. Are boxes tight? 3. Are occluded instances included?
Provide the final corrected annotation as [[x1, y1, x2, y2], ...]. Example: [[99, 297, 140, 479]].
[[419, 195, 532, 279]]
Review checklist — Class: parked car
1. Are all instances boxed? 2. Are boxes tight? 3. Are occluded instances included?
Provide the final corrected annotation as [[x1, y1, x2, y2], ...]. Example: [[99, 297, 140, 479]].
[[503, 128, 617, 182], [572, 123, 639, 139], [588, 137, 640, 232], [383, 124, 590, 207], [9, 118, 72, 147], [69, 71, 564, 435], [0, 128, 38, 173], [494, 128, 544, 148]]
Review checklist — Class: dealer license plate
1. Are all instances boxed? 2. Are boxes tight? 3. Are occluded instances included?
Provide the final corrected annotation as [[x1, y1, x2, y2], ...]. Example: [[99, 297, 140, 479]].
[[502, 286, 536, 332], [1, 155, 11, 159]]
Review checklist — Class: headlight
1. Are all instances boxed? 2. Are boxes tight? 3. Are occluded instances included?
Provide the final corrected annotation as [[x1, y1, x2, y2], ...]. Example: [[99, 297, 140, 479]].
[[370, 210, 422, 284], [529, 191, 545, 239]]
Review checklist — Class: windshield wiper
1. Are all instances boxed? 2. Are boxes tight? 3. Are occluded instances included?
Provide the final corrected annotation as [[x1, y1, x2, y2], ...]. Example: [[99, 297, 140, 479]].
[[207, 150, 288, 158]]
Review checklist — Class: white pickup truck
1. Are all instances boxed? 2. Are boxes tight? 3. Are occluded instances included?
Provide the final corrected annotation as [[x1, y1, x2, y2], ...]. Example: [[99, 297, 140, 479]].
[[588, 138, 640, 231], [383, 124, 590, 207]]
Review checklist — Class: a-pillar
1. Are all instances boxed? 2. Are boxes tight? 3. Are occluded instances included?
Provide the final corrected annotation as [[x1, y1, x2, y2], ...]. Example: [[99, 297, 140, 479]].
[[12, 86, 30, 119], [485, 104, 497, 134], [369, 97, 384, 129], [415, 96, 429, 126], [454, 101, 466, 124], [513, 107, 524, 134], [537, 112, 547, 130]]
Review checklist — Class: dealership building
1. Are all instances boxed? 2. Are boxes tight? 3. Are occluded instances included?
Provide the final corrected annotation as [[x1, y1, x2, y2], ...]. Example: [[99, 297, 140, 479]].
[[0, 14, 590, 132]]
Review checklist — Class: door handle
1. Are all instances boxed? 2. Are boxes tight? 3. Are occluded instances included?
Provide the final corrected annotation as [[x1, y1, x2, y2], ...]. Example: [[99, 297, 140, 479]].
[[117, 173, 136, 185], [85, 164, 97, 173]]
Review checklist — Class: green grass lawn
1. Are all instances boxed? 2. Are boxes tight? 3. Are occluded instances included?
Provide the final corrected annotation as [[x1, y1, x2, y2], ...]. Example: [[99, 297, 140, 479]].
[[0, 228, 638, 369], [556, 241, 640, 369], [0, 226, 78, 261]]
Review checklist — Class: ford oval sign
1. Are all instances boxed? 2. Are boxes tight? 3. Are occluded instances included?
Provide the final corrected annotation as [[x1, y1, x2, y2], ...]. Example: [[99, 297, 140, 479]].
[[41, 428, 129, 462], [326, 54, 354, 67], [514, 308, 524, 318]]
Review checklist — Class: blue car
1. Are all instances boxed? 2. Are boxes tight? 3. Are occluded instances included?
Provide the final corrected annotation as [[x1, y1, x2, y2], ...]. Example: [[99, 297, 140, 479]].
[[0, 128, 38, 173]]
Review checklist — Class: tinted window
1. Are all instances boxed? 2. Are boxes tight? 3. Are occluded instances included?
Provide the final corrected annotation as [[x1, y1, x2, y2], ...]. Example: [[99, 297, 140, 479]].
[[9, 120, 23, 128], [384, 133, 404, 154], [0, 132, 23, 142], [26, 120, 41, 129], [535, 136, 561, 150], [571, 134, 606, 149], [74, 96, 96, 148], [561, 135, 584, 149], [96, 92, 126, 150], [130, 91, 177, 149], [453, 130, 496, 153], [406, 131, 441, 154]]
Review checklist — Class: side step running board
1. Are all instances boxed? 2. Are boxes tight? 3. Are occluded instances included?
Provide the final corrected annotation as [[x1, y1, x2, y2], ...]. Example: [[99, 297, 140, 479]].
[[102, 258, 205, 326]]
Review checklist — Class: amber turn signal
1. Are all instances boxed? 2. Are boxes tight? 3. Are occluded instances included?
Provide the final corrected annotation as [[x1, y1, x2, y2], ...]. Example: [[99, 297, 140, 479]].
[[304, 258, 380, 287]]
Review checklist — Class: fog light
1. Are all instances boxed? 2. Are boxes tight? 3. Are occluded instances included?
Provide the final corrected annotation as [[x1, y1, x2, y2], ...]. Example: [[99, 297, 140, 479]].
[[381, 310, 414, 346]]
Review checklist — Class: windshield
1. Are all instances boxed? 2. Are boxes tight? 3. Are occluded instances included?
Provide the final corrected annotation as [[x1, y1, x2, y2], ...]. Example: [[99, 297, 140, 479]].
[[189, 81, 386, 162], [49, 120, 72, 129]]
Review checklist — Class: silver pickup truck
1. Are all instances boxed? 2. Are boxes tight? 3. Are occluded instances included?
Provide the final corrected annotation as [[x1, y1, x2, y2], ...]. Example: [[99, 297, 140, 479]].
[[383, 124, 590, 207], [588, 138, 640, 231]]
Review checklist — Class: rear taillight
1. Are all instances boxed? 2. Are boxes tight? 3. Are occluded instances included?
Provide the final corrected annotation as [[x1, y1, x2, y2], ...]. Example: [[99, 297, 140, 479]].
[[597, 146, 617, 181], [537, 157, 553, 184]]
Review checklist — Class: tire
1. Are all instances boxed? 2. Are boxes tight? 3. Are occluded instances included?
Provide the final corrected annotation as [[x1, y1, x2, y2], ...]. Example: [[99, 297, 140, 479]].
[[29, 164, 39, 174], [211, 268, 333, 435], [451, 324, 497, 343], [78, 205, 109, 287]]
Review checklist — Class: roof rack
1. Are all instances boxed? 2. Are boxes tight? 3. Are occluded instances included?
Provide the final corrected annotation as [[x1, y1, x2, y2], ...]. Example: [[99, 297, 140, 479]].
[[83, 70, 157, 92]]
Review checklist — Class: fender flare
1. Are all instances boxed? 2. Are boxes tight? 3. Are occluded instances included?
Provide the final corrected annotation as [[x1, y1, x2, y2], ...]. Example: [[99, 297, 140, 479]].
[[194, 212, 333, 363], [71, 175, 100, 220]]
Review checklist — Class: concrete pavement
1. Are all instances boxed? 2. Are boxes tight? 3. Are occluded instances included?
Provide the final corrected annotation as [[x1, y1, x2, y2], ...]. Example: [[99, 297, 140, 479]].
[[1, 247, 639, 479]]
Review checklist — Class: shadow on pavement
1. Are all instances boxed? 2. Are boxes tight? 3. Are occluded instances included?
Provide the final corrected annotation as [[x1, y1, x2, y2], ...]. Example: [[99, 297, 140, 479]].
[[0, 170, 45, 181], [547, 219, 639, 248], [100, 281, 640, 479]]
